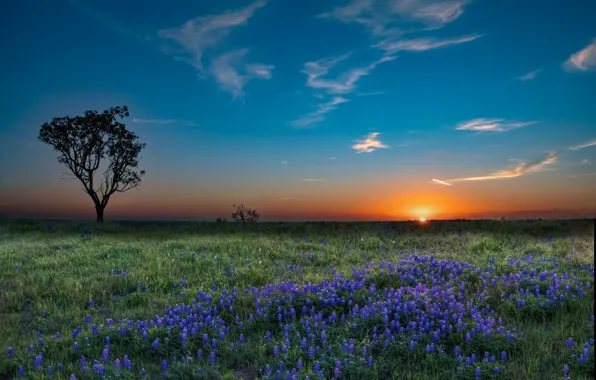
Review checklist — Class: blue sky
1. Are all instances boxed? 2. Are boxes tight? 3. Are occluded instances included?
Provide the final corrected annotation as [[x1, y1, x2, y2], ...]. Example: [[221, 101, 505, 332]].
[[0, 0, 595, 220]]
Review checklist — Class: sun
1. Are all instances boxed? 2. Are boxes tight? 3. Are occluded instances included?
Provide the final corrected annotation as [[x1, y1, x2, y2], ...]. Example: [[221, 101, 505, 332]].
[[419, 217, 427, 222]]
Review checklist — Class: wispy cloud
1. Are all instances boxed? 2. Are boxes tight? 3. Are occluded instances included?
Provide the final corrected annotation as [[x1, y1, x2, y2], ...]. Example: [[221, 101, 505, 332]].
[[281, 161, 289, 165], [431, 138, 596, 186], [515, 69, 541, 81], [302, 178, 326, 182], [431, 179, 453, 186], [567, 139, 596, 151], [319, 0, 470, 37], [580, 159, 591, 165], [432, 152, 559, 186], [291, 96, 350, 126], [563, 39, 596, 72], [157, 1, 272, 98], [329, 156, 336, 160], [298, 0, 481, 126], [352, 132, 389, 153], [209, 49, 274, 100], [291, 54, 394, 126], [132, 118, 198, 126], [375, 34, 483, 56], [456, 118, 537, 133]]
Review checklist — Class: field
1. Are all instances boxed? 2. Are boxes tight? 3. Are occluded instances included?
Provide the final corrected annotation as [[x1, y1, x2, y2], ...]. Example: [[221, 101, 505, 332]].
[[0, 219, 594, 380]]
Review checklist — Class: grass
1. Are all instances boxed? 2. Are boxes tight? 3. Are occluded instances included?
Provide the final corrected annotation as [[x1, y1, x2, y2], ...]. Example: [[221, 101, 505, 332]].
[[0, 219, 593, 380]]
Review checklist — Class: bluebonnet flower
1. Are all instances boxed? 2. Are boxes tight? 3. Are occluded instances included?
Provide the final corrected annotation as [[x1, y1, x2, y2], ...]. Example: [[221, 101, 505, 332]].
[[566, 338, 575, 348], [17, 365, 24, 377], [209, 351, 216, 364], [7, 347, 13, 357], [161, 359, 168, 374]]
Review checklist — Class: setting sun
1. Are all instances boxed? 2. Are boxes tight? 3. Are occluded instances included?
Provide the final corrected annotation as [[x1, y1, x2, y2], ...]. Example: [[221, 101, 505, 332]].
[[419, 217, 427, 222]]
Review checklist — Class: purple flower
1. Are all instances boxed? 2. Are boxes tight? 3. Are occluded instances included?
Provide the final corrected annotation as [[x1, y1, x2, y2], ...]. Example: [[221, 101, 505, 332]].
[[566, 338, 575, 348], [209, 351, 216, 364], [55, 332, 61, 340], [18, 365, 25, 376], [367, 356, 373, 368], [475, 367, 481, 378], [102, 345, 109, 363], [141, 368, 146, 378], [563, 364, 569, 374], [501, 351, 507, 362], [7, 347, 13, 357], [161, 360, 169, 374]]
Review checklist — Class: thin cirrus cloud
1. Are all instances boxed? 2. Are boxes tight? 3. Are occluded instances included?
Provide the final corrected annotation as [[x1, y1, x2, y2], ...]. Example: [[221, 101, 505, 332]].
[[290, 54, 394, 126], [432, 152, 559, 186], [352, 132, 389, 153], [209, 49, 275, 99], [293, 0, 482, 127], [132, 118, 198, 126], [302, 178, 326, 182], [374, 34, 484, 56], [157, 1, 273, 99], [431, 138, 596, 186], [567, 139, 596, 151], [515, 69, 541, 81], [456, 118, 537, 133], [562, 39, 596, 72]]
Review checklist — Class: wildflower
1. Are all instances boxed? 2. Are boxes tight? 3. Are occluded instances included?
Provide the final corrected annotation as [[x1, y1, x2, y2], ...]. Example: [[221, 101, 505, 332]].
[[161, 359, 168, 374], [566, 338, 575, 348], [209, 351, 216, 364], [18, 365, 25, 376], [7, 347, 13, 357], [501, 351, 507, 362], [475, 367, 481, 378], [563, 364, 569, 374], [55, 332, 61, 340]]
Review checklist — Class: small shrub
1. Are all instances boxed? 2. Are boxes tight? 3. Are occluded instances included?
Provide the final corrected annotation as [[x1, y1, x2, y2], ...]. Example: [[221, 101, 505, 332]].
[[232, 204, 260, 225]]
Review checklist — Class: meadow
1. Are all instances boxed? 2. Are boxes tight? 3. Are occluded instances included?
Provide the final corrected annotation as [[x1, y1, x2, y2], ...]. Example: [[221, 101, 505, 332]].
[[0, 219, 594, 380]]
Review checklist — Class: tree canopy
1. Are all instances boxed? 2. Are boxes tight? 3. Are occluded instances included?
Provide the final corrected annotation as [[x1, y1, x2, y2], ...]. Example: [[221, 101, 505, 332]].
[[38, 105, 146, 223]]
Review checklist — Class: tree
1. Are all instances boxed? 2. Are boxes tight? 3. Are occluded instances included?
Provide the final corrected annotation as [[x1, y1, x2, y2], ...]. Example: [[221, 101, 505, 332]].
[[232, 204, 260, 225], [38, 105, 146, 224]]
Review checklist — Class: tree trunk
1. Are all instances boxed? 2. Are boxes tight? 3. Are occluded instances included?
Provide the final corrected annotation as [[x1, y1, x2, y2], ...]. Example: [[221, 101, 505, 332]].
[[96, 205, 105, 225]]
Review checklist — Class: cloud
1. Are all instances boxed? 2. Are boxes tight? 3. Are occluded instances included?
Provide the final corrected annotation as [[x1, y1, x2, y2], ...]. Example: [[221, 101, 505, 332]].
[[456, 118, 537, 133], [567, 139, 596, 151], [157, 1, 272, 98], [431, 179, 453, 186], [302, 54, 394, 95], [297, 0, 480, 126], [515, 69, 541, 81], [281, 161, 289, 165], [375, 34, 483, 56], [302, 178, 326, 182], [580, 159, 591, 165], [352, 132, 389, 153], [329, 156, 336, 160], [319, 0, 470, 37], [563, 39, 596, 72], [132, 118, 198, 126], [209, 49, 275, 99], [292, 54, 394, 126], [291, 96, 350, 126], [431, 152, 559, 185]]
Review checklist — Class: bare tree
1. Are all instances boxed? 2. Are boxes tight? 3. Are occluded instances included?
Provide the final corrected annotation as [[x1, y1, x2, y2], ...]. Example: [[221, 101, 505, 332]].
[[38, 105, 146, 224]]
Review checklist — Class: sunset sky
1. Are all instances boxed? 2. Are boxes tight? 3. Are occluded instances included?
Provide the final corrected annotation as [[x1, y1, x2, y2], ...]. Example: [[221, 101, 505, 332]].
[[1, 0, 595, 221]]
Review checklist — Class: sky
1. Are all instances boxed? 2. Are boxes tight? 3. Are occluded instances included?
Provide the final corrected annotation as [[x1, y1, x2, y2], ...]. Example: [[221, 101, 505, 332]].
[[1, 0, 595, 221]]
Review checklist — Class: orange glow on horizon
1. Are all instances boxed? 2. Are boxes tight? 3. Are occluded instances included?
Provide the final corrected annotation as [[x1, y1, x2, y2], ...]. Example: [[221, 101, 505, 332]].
[[419, 217, 427, 222]]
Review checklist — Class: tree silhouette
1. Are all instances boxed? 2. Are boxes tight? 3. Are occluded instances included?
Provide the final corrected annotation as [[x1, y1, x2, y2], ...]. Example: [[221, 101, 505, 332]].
[[38, 105, 146, 224]]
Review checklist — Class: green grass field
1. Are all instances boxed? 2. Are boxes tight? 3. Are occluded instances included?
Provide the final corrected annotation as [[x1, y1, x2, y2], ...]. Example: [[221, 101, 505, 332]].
[[0, 219, 594, 380]]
